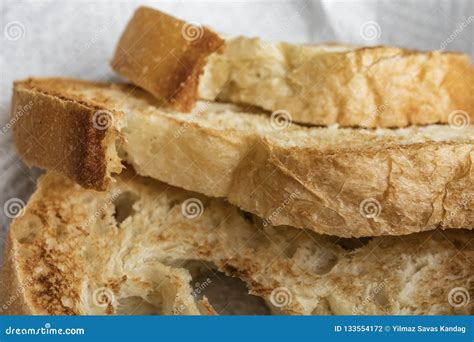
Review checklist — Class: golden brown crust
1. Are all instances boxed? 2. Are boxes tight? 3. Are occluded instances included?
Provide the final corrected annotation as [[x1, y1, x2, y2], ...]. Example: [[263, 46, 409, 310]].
[[228, 139, 474, 237], [111, 7, 474, 127], [1, 173, 86, 315], [4, 171, 474, 315], [0, 232, 33, 315], [110, 6, 224, 112], [2, 172, 208, 315], [11, 77, 474, 237], [126, 106, 474, 237], [12, 78, 121, 190], [208, 43, 474, 128]]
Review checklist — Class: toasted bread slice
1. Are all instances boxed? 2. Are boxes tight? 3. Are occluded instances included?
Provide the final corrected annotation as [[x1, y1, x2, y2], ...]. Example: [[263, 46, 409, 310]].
[[13, 77, 474, 237], [111, 6, 224, 112], [2, 171, 473, 315], [111, 6, 474, 128]]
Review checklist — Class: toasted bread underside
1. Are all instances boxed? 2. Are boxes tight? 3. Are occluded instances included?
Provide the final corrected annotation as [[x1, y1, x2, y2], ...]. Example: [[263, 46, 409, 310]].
[[13, 78, 474, 237], [112, 6, 474, 128], [1, 171, 473, 315], [0, 172, 213, 315]]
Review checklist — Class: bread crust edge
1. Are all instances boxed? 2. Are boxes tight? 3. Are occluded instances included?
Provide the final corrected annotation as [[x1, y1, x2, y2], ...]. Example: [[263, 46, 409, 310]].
[[12, 78, 120, 191]]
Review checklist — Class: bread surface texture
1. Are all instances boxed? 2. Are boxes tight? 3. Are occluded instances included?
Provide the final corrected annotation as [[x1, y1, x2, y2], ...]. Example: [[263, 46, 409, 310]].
[[111, 6, 224, 112], [2, 171, 473, 315], [112, 6, 474, 128], [12, 77, 474, 237], [0, 172, 208, 315], [12, 78, 123, 190]]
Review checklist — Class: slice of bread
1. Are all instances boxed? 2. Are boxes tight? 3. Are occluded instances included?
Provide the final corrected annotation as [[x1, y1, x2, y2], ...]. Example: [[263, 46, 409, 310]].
[[111, 6, 474, 128], [12, 78, 474, 237], [0, 171, 223, 315], [2, 171, 473, 315]]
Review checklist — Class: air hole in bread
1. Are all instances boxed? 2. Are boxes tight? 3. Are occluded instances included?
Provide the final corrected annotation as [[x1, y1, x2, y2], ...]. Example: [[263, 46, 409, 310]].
[[241, 212, 255, 224], [179, 260, 215, 277], [333, 237, 373, 251], [112, 191, 139, 224], [192, 269, 271, 315], [115, 295, 162, 315]]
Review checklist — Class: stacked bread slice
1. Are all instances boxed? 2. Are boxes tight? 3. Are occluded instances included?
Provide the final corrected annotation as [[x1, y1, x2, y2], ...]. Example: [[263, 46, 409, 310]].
[[111, 7, 474, 127], [2, 6, 473, 315]]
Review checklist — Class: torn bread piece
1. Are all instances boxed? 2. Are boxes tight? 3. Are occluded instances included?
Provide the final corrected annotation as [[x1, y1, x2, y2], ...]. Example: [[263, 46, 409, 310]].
[[111, 6, 474, 128], [1, 171, 473, 315], [13, 77, 474, 237], [111, 6, 224, 112]]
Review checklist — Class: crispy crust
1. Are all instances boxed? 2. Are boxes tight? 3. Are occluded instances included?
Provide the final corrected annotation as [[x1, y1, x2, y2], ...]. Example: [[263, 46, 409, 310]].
[[0, 172, 218, 315], [1, 173, 85, 315], [0, 232, 33, 315], [205, 43, 474, 128], [11, 77, 474, 237], [122, 101, 474, 236], [111, 6, 224, 112], [12, 78, 121, 190], [227, 139, 474, 237], [111, 7, 474, 127], [3, 171, 474, 315]]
